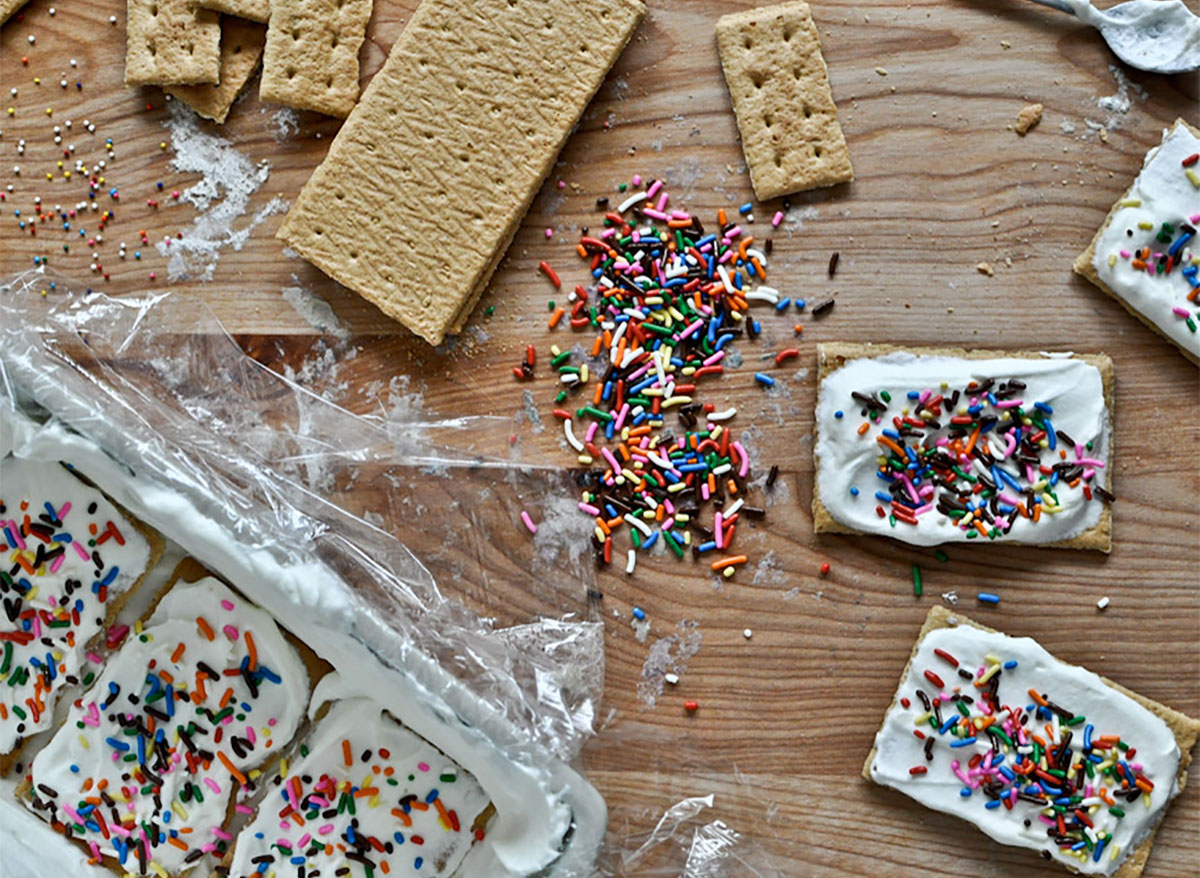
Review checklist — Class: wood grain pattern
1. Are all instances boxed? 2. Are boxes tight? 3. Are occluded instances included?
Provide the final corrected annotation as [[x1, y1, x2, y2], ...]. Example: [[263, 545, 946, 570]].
[[2, 0, 1198, 875]]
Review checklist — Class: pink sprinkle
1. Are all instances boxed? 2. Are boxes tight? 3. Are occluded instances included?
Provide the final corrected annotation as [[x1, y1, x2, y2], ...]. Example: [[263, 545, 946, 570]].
[[49, 553, 65, 573], [1119, 249, 1131, 259], [86, 651, 102, 664], [701, 483, 710, 501], [642, 207, 669, 221], [1190, 213, 1200, 224], [670, 210, 690, 221], [520, 510, 538, 535], [725, 225, 742, 239], [220, 599, 235, 611], [544, 228, 553, 239], [105, 623, 129, 648], [235, 803, 255, 814], [268, 717, 277, 726], [771, 211, 783, 227], [318, 823, 336, 835], [1173, 306, 1190, 317], [632, 174, 642, 186], [222, 624, 239, 641], [245, 725, 257, 745], [556, 180, 565, 189], [655, 192, 669, 212], [714, 512, 724, 549], [211, 827, 233, 841], [204, 777, 222, 794], [733, 441, 750, 478], [578, 502, 600, 516], [298, 833, 312, 847], [417, 762, 431, 772]]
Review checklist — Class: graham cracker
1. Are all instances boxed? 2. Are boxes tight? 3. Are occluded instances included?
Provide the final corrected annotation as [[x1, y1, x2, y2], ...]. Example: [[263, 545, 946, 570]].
[[198, 0, 268, 24], [276, 0, 646, 345], [864, 605, 1200, 878], [1, 0, 28, 26], [1073, 118, 1200, 367], [715, 1, 853, 201], [812, 343, 1115, 552], [15, 557, 330, 877], [124, 0, 222, 87], [258, 0, 374, 118], [0, 465, 164, 777], [166, 16, 267, 123]]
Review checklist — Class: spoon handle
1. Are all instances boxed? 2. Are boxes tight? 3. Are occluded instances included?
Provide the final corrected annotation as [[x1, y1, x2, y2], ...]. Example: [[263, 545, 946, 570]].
[[1023, 0, 1078, 15]]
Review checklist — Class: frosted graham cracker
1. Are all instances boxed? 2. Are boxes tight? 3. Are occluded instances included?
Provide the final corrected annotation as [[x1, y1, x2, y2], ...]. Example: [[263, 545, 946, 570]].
[[716, 1, 853, 201], [124, 0, 221, 86], [864, 606, 1200, 877], [166, 16, 266, 123], [812, 343, 1114, 551], [1073, 118, 1200, 365], [277, 0, 646, 345], [259, 0, 374, 118]]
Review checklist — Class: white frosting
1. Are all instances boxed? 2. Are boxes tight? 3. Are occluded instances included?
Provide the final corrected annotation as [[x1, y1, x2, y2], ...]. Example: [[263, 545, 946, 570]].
[[1065, 0, 1200, 73], [1092, 123, 1200, 360], [1, 457, 154, 754], [868, 622, 1182, 875], [5, 422, 593, 877], [815, 352, 1112, 546], [230, 686, 492, 878], [27, 577, 309, 874]]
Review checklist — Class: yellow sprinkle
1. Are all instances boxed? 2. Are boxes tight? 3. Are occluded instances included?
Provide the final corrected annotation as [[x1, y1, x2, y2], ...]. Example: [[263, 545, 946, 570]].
[[78, 733, 90, 750], [278, 757, 289, 779], [1137, 221, 1154, 230], [1186, 169, 1200, 189], [661, 395, 692, 409], [150, 863, 169, 877], [1108, 253, 1117, 268], [984, 653, 1003, 666], [172, 800, 188, 821], [45, 107, 52, 115], [576, 454, 593, 465], [593, 526, 605, 543], [159, 141, 167, 149], [1117, 198, 1142, 208], [914, 712, 933, 725]]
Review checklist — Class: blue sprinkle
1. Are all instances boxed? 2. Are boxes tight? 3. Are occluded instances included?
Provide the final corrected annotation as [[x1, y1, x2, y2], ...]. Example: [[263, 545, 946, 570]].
[[632, 607, 646, 621], [849, 486, 859, 496], [834, 410, 843, 419], [984, 799, 1002, 810], [949, 737, 977, 748], [960, 787, 973, 797], [738, 202, 753, 215], [754, 373, 775, 387], [1003, 660, 1017, 669], [977, 592, 1001, 605]]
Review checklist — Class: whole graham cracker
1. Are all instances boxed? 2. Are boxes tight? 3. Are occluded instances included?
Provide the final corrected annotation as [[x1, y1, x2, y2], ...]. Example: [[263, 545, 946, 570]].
[[258, 0, 374, 118], [277, 0, 646, 345], [812, 343, 1115, 552], [166, 16, 266, 123], [125, 0, 222, 87], [198, 0, 268, 24], [715, 1, 853, 201], [1073, 118, 1200, 366], [864, 605, 1200, 878]]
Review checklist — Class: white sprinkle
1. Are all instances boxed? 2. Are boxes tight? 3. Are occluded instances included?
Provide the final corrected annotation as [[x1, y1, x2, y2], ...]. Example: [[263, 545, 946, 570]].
[[108, 15, 117, 24], [625, 549, 636, 575], [743, 628, 753, 639], [69, 59, 77, 67], [27, 35, 35, 44], [664, 672, 679, 685], [616, 190, 648, 213], [1096, 596, 1110, 610], [49, 6, 56, 14]]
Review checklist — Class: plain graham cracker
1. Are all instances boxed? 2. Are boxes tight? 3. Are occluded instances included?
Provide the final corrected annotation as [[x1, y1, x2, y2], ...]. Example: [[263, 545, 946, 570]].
[[198, 0, 268, 24], [259, 0, 375, 118], [124, 0, 222, 87], [166, 16, 266, 123], [811, 343, 1115, 552], [276, 0, 646, 345], [1073, 118, 1200, 366], [863, 605, 1200, 878], [715, 1, 853, 201]]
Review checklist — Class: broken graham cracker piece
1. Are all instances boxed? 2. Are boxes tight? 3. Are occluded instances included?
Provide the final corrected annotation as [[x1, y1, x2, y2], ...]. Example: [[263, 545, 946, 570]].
[[259, 0, 374, 118], [166, 16, 266, 123], [198, 0, 268, 24], [864, 606, 1200, 878], [125, 0, 221, 87], [716, 1, 852, 201], [277, 0, 646, 345], [1015, 101, 1043, 135]]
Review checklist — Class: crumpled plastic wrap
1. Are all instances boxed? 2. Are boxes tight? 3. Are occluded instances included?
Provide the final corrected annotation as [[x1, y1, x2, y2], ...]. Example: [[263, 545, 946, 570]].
[[0, 268, 785, 877]]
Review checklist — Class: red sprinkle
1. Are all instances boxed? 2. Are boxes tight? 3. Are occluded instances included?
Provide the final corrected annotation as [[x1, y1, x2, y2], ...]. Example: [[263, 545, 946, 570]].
[[933, 648, 960, 667], [1183, 153, 1199, 168], [923, 669, 945, 689], [538, 260, 562, 289], [683, 700, 699, 712], [774, 348, 799, 366], [820, 562, 830, 575], [909, 766, 928, 775]]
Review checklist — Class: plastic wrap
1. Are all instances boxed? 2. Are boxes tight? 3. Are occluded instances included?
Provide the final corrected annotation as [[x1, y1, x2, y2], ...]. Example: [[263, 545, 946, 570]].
[[0, 268, 606, 877], [0, 268, 787, 877]]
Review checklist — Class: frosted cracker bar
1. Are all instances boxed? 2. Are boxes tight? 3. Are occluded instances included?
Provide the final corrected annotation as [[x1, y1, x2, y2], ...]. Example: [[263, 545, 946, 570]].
[[813, 343, 1114, 551], [1073, 118, 1200, 365], [277, 0, 646, 345], [865, 606, 1200, 877], [125, 0, 221, 86], [0, 457, 162, 775], [259, 0, 373, 118], [715, 1, 853, 201]]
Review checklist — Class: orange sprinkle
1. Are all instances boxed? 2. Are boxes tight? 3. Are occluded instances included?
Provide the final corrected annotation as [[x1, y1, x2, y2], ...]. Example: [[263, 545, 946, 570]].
[[548, 307, 565, 329], [218, 751, 248, 786], [342, 739, 353, 767], [857, 422, 870, 436], [196, 617, 215, 641], [711, 554, 748, 570], [244, 631, 258, 672], [1028, 689, 1049, 707], [170, 642, 186, 664]]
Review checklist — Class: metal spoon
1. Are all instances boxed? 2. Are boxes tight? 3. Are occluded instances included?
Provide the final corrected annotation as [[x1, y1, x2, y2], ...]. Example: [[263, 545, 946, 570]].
[[1025, 0, 1200, 74]]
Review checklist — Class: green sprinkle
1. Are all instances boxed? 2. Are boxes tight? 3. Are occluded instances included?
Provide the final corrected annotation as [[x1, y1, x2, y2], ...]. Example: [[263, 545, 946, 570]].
[[879, 390, 892, 402], [484, 305, 494, 316], [1109, 806, 1125, 818], [934, 550, 949, 563], [912, 565, 923, 597], [548, 300, 555, 311]]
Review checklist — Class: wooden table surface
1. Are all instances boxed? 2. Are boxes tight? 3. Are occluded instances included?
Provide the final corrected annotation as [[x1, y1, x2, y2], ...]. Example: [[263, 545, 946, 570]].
[[2, 0, 1198, 874]]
